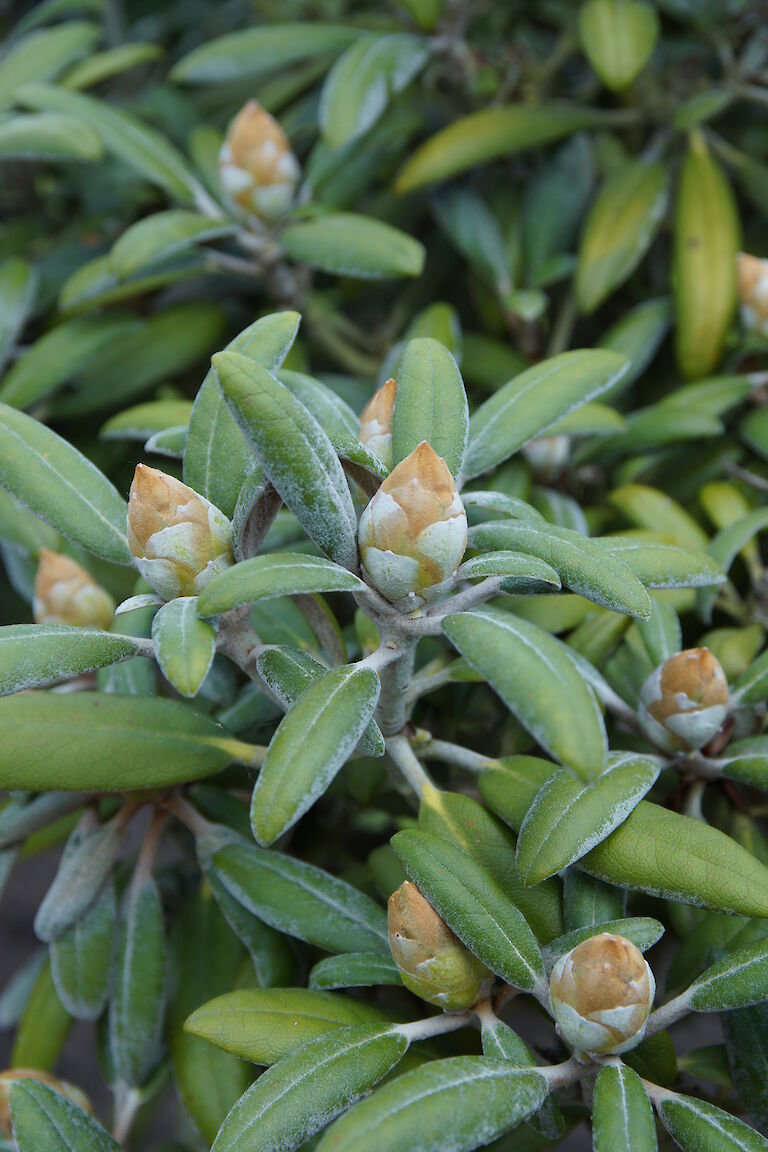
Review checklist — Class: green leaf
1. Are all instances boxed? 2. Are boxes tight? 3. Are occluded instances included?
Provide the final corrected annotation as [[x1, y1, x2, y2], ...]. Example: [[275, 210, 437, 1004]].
[[309, 952, 402, 990], [211, 1024, 408, 1152], [0, 314, 137, 409], [0, 112, 102, 160], [213, 351, 358, 569], [185, 987, 394, 1064], [742, 406, 768, 461], [205, 831, 388, 953], [523, 135, 595, 288], [0, 258, 36, 374], [0, 404, 131, 563], [480, 760, 768, 916], [10, 1078, 120, 1152], [0, 22, 99, 110], [49, 879, 115, 1020], [464, 350, 629, 479], [279, 370, 359, 442], [698, 509, 768, 621], [392, 338, 468, 478], [102, 399, 193, 441], [576, 160, 668, 313], [34, 815, 123, 942], [592, 1064, 657, 1152], [733, 649, 768, 706], [11, 958, 72, 1071], [479, 1017, 563, 1139], [17, 82, 205, 204], [320, 33, 429, 150], [687, 937, 768, 1011], [515, 755, 659, 885], [0, 693, 251, 791], [723, 1004, 768, 1131], [251, 664, 381, 846], [610, 484, 708, 550], [595, 537, 725, 589], [256, 646, 384, 759], [443, 607, 608, 779], [279, 213, 425, 280], [202, 864, 295, 990], [579, 0, 659, 91], [455, 552, 561, 590], [472, 522, 651, 617], [110, 874, 166, 1087], [392, 829, 544, 991], [316, 1057, 549, 1152], [395, 103, 617, 192], [110, 210, 237, 279], [543, 917, 664, 968], [151, 597, 216, 698], [61, 41, 164, 90], [172, 23, 359, 84], [597, 297, 672, 394], [184, 311, 300, 518], [657, 1091, 768, 1152], [168, 887, 252, 1144], [433, 187, 511, 293], [0, 624, 139, 696], [199, 554, 364, 616]]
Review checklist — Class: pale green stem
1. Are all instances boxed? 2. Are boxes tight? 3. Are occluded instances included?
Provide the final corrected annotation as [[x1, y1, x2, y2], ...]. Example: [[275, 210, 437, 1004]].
[[386, 734, 434, 800], [377, 644, 417, 735], [395, 1012, 474, 1043], [417, 738, 500, 774], [644, 990, 691, 1038]]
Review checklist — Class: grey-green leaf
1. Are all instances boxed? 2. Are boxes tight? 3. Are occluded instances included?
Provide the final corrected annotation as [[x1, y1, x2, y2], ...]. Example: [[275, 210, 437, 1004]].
[[199, 553, 364, 616], [172, 23, 359, 84], [392, 337, 468, 478], [10, 1078, 120, 1152], [279, 214, 425, 280], [152, 597, 216, 698], [687, 937, 768, 1012], [0, 624, 139, 696], [50, 878, 115, 1020], [657, 1091, 768, 1152], [110, 875, 166, 1087], [592, 1064, 657, 1152], [34, 815, 124, 942], [309, 952, 402, 991], [110, 210, 237, 279]]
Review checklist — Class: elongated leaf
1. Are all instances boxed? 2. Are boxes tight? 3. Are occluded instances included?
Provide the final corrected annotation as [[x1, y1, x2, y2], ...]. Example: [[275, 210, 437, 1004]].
[[396, 103, 616, 192], [184, 312, 300, 518], [185, 987, 394, 1064], [11, 958, 72, 1070], [151, 597, 216, 698], [464, 350, 628, 479], [0, 693, 251, 791], [733, 649, 768, 706], [279, 370, 359, 442], [212, 1024, 408, 1152], [111, 210, 236, 279], [0, 404, 130, 562], [576, 160, 668, 313], [687, 937, 768, 1011], [544, 917, 664, 967], [598, 297, 673, 393], [480, 1016, 563, 1138], [443, 607, 607, 779], [456, 551, 561, 589], [202, 864, 294, 989], [723, 1004, 768, 1131], [392, 829, 544, 990], [0, 258, 36, 374], [102, 399, 193, 441], [310, 952, 402, 990], [0, 112, 102, 160], [49, 879, 115, 1020], [172, 23, 359, 84], [251, 664, 380, 845], [468, 522, 650, 617], [516, 755, 659, 885], [657, 1091, 768, 1151], [256, 646, 384, 758], [320, 33, 429, 150], [0, 624, 139, 696], [0, 22, 99, 110], [62, 41, 163, 89], [206, 831, 388, 953], [391, 338, 468, 478], [698, 508, 768, 621], [579, 0, 659, 91], [213, 351, 358, 569], [18, 82, 204, 204], [592, 1064, 657, 1152], [0, 794, 83, 850], [199, 553, 364, 616], [317, 1057, 549, 1152], [34, 815, 124, 942], [110, 874, 166, 1087], [279, 213, 424, 280], [480, 759, 768, 916], [169, 887, 252, 1144], [10, 1078, 120, 1152], [596, 537, 724, 589], [610, 484, 708, 549]]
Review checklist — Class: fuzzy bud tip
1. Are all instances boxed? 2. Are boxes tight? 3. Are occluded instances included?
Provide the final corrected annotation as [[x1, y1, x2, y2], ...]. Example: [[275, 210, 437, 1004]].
[[638, 647, 729, 753], [219, 100, 300, 223], [33, 549, 114, 630]]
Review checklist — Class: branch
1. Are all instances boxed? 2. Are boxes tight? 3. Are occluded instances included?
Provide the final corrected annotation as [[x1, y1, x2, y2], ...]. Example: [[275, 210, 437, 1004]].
[[386, 734, 434, 800], [644, 990, 691, 1038], [395, 1012, 474, 1043], [416, 736, 499, 774]]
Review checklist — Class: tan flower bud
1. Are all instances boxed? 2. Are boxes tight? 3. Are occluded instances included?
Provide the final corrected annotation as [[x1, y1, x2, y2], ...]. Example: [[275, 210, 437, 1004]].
[[0, 1069, 92, 1136], [358, 442, 467, 607], [359, 378, 397, 470], [388, 881, 491, 1010], [219, 100, 300, 223], [549, 933, 655, 1056], [638, 647, 729, 754], [33, 549, 114, 629], [127, 465, 233, 601], [738, 252, 768, 338]]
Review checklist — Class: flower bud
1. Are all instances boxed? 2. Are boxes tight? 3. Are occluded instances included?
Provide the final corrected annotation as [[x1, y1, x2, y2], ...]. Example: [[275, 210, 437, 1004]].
[[549, 933, 655, 1056], [128, 465, 233, 601], [218, 100, 300, 223], [638, 647, 729, 754], [0, 1069, 91, 1136], [359, 378, 397, 470], [388, 881, 491, 1010], [738, 252, 768, 338], [358, 442, 467, 607], [33, 549, 114, 630]]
